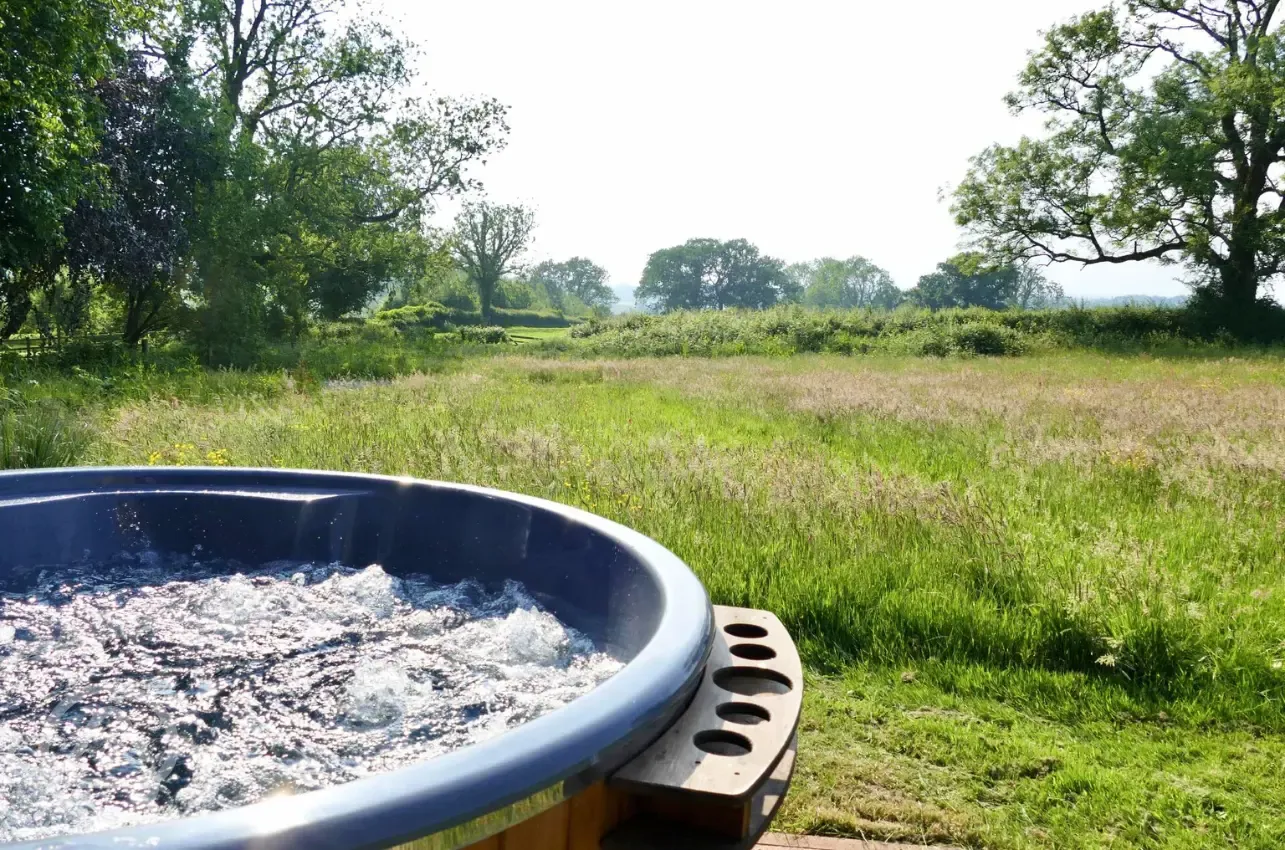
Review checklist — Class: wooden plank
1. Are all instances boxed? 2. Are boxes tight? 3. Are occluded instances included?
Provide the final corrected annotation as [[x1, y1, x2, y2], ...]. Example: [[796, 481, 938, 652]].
[[568, 783, 609, 850], [610, 606, 803, 804], [743, 734, 795, 843], [500, 799, 571, 850], [635, 794, 749, 838]]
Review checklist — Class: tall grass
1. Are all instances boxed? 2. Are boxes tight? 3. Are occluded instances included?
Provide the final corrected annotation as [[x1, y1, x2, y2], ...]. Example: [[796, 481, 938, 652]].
[[89, 354, 1285, 727], [9, 347, 1285, 847], [0, 394, 88, 469]]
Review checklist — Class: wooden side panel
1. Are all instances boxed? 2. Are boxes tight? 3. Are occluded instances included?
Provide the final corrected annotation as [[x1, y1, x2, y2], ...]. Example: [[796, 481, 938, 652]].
[[636, 794, 750, 838], [568, 783, 609, 850], [462, 836, 501, 850], [499, 800, 571, 850]]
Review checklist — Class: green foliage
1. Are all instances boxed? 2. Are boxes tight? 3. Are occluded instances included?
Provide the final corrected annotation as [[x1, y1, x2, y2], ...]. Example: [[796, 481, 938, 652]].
[[563, 304, 1214, 357], [637, 238, 795, 312], [452, 201, 536, 320], [382, 256, 476, 312], [494, 278, 540, 310], [457, 325, 510, 344], [491, 308, 574, 328], [75, 352, 1285, 847], [0, 0, 144, 337], [529, 257, 617, 313], [66, 54, 218, 346], [1, 0, 511, 358], [953, 2, 1285, 329], [374, 303, 571, 332], [911, 253, 1018, 310], [792, 256, 903, 310], [0, 391, 88, 470], [372, 302, 451, 332]]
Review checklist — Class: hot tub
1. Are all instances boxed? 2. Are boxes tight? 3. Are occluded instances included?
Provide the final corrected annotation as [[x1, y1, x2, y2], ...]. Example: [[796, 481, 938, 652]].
[[0, 468, 801, 850]]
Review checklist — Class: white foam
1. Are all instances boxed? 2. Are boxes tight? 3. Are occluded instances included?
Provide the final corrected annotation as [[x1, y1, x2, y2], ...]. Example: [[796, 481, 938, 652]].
[[0, 560, 622, 842]]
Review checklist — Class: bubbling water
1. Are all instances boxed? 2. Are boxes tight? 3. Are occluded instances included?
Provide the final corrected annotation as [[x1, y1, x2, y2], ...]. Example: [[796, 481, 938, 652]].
[[0, 556, 623, 844]]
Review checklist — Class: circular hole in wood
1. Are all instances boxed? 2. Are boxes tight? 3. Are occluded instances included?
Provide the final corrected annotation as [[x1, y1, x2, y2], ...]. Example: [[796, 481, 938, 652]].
[[694, 729, 753, 756], [730, 643, 777, 661], [712, 666, 793, 696], [724, 623, 768, 639], [716, 702, 771, 725]]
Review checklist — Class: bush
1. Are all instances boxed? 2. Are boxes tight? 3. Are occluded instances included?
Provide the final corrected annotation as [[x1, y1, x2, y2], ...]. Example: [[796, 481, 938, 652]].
[[438, 291, 477, 311], [458, 326, 511, 344], [554, 305, 1232, 358], [948, 322, 1026, 355], [377, 304, 573, 330], [492, 308, 574, 328], [0, 393, 89, 470], [372, 302, 451, 332], [1185, 288, 1285, 343]]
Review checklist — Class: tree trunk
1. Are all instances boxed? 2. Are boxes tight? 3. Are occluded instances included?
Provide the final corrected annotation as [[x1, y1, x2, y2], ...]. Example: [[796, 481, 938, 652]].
[[1221, 211, 1261, 313], [478, 277, 496, 323], [122, 298, 144, 348], [0, 278, 32, 341]]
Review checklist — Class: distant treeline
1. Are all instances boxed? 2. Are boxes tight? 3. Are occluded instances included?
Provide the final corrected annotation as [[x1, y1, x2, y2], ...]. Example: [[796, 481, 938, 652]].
[[629, 241, 1066, 314]]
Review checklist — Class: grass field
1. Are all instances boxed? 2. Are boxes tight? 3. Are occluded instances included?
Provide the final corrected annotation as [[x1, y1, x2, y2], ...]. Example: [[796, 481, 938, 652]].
[[15, 349, 1285, 848]]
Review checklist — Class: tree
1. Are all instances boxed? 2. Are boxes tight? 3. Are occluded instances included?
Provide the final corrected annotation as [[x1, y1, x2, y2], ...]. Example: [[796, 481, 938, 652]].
[[0, 0, 140, 338], [146, 0, 509, 349], [953, 2, 1285, 331], [452, 201, 536, 320], [63, 55, 217, 346], [911, 254, 1018, 310], [529, 257, 616, 313], [636, 238, 793, 312], [796, 256, 903, 310], [1011, 266, 1066, 310]]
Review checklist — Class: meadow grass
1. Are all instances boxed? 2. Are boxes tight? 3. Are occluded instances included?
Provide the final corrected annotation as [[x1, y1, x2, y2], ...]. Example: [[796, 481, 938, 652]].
[[16, 350, 1285, 848]]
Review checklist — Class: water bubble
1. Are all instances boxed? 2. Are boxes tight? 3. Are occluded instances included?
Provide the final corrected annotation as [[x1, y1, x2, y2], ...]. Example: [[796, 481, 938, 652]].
[[0, 557, 621, 842]]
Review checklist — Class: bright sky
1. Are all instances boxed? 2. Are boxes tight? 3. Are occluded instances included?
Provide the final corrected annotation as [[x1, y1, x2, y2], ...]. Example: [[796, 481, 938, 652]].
[[396, 0, 1185, 298]]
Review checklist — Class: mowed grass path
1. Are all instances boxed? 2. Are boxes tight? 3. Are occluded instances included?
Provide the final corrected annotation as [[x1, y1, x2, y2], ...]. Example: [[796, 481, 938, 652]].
[[90, 353, 1285, 849]]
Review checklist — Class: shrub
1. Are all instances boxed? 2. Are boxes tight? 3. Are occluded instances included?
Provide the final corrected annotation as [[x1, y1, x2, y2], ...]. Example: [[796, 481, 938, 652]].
[[372, 302, 451, 332], [380, 304, 573, 329], [458, 326, 511, 344], [948, 322, 1026, 355], [554, 305, 1225, 358], [0, 394, 89, 470], [492, 308, 573, 328], [438, 292, 477, 311]]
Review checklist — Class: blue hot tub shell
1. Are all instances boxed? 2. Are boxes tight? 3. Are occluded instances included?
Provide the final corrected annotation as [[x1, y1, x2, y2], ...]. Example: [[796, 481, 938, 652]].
[[0, 468, 714, 850]]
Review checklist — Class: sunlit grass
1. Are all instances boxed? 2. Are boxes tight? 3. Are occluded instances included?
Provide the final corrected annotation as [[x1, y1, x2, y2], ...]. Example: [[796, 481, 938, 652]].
[[11, 349, 1285, 848]]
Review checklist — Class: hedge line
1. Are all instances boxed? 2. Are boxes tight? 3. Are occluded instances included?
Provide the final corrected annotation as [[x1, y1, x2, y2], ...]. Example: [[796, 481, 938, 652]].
[[562, 305, 1261, 357], [373, 303, 577, 331]]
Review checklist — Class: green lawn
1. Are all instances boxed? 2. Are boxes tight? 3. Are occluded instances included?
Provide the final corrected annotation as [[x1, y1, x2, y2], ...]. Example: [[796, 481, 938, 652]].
[[68, 352, 1285, 848]]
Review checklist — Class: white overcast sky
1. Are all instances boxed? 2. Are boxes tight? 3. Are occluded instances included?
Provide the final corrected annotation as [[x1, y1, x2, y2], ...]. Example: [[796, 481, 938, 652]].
[[391, 0, 1185, 297]]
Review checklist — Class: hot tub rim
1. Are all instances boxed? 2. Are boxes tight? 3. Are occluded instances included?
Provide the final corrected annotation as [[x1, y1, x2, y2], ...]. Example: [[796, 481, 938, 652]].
[[0, 467, 714, 850]]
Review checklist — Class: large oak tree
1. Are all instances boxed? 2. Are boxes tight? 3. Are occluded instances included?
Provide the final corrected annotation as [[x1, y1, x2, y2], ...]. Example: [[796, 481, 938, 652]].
[[954, 1, 1285, 329], [452, 201, 536, 321]]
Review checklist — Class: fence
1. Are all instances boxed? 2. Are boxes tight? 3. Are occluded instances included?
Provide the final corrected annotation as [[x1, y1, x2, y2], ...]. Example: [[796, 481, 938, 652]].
[[0, 334, 128, 357]]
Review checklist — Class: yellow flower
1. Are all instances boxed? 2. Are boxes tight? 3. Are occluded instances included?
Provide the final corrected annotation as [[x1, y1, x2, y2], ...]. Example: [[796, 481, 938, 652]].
[[206, 449, 231, 466]]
